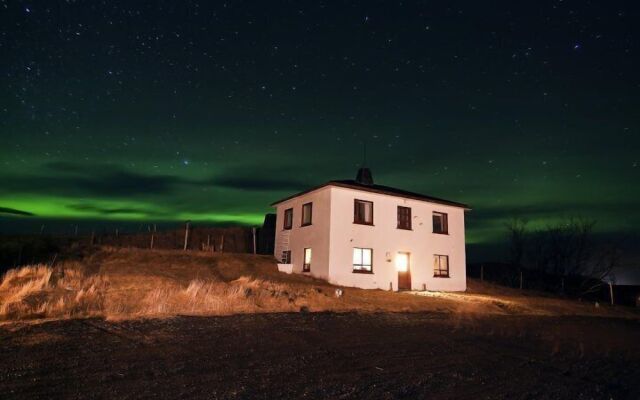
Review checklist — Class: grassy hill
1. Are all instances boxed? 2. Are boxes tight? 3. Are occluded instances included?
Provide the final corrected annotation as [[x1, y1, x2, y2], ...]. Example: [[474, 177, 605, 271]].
[[1, 247, 638, 322]]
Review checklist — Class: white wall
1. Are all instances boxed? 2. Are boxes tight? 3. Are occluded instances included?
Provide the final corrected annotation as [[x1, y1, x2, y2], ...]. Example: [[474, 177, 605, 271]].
[[273, 187, 332, 280], [327, 186, 467, 291]]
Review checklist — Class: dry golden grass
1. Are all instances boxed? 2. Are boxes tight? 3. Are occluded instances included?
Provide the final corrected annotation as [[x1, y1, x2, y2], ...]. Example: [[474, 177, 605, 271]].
[[0, 249, 341, 321], [123, 277, 293, 317], [1, 247, 638, 322], [0, 263, 108, 320]]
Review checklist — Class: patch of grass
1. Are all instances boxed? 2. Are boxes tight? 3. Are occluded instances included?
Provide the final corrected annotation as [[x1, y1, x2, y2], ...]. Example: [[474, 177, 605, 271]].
[[1, 247, 638, 322], [0, 263, 108, 320], [0, 252, 331, 320]]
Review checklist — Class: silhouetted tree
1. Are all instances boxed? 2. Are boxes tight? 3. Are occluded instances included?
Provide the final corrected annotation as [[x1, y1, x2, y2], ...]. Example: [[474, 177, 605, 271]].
[[581, 240, 621, 296], [505, 217, 528, 271], [541, 218, 596, 276], [506, 216, 622, 296]]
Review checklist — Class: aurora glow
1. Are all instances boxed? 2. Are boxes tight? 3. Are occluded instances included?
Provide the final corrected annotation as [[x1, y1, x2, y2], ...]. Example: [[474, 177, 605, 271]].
[[1, 1, 639, 258]]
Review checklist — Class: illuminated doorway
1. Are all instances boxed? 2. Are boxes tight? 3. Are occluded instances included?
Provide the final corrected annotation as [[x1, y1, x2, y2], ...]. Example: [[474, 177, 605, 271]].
[[396, 252, 411, 290]]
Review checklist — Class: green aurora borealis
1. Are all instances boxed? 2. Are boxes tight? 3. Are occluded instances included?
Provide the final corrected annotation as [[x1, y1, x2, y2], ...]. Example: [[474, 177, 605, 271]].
[[1, 1, 639, 257]]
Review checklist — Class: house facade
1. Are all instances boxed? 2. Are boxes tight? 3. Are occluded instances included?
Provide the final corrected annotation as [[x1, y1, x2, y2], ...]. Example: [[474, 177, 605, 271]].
[[272, 168, 470, 291]]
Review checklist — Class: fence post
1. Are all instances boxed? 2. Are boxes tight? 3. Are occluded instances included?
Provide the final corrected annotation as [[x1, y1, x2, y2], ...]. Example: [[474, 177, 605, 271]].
[[520, 271, 523, 289], [221, 234, 225, 254], [90, 230, 95, 246], [183, 221, 191, 251], [480, 264, 484, 281], [252, 227, 257, 255], [609, 282, 614, 306]]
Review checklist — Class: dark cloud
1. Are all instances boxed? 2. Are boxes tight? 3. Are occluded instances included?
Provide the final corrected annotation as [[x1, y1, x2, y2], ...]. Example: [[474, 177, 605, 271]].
[[0, 174, 176, 197], [211, 176, 309, 192], [0, 163, 200, 198], [29, 162, 307, 196], [79, 171, 185, 196], [468, 202, 640, 225], [1, 161, 363, 205], [208, 165, 314, 192], [0, 207, 35, 216], [66, 204, 154, 216], [44, 161, 95, 173]]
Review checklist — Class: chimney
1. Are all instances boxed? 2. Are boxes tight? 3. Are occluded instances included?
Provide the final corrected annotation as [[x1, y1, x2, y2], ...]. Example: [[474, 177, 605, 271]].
[[355, 167, 374, 185]]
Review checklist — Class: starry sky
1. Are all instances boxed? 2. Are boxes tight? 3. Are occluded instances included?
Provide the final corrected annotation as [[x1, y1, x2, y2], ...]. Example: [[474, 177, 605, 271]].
[[1, 1, 638, 259]]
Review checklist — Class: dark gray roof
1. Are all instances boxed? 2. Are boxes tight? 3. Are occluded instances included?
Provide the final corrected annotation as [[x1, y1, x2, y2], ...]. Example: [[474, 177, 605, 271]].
[[271, 179, 471, 210]]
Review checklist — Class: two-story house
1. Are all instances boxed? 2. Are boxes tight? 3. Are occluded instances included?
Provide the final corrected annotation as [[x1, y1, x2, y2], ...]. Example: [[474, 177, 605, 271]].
[[272, 168, 470, 291]]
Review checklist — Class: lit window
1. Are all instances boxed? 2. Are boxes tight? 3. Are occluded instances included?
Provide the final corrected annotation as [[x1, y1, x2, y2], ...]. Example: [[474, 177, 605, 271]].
[[433, 212, 448, 234], [281, 250, 291, 264], [397, 206, 411, 230], [301, 202, 313, 226], [433, 255, 449, 277], [283, 208, 293, 230], [303, 248, 312, 272], [354, 200, 373, 225], [353, 247, 373, 273]]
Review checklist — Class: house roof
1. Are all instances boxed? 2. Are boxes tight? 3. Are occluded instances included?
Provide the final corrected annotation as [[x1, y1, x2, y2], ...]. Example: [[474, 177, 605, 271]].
[[270, 179, 471, 210]]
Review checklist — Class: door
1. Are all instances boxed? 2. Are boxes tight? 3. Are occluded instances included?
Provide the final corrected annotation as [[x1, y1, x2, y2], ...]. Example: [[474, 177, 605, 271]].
[[396, 252, 411, 290]]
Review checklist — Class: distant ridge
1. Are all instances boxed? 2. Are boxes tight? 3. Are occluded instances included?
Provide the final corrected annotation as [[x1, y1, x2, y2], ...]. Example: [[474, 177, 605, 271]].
[[0, 207, 34, 216]]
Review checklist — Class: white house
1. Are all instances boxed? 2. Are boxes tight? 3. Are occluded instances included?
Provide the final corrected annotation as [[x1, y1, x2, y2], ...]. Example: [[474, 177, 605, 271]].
[[272, 168, 470, 291]]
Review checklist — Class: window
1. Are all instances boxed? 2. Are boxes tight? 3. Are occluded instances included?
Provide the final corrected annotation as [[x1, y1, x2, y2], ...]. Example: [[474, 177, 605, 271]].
[[433, 255, 449, 277], [303, 248, 312, 272], [432, 212, 448, 234], [301, 202, 313, 226], [283, 208, 293, 230], [353, 248, 373, 273], [281, 250, 291, 264], [354, 199, 374, 225], [397, 206, 412, 230]]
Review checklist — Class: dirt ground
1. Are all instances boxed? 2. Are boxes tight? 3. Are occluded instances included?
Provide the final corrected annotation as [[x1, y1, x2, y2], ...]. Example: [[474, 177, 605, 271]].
[[1, 311, 639, 400], [1, 249, 639, 398]]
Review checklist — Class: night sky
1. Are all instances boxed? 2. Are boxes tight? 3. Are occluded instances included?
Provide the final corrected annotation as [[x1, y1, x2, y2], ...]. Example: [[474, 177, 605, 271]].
[[1, 1, 638, 259]]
